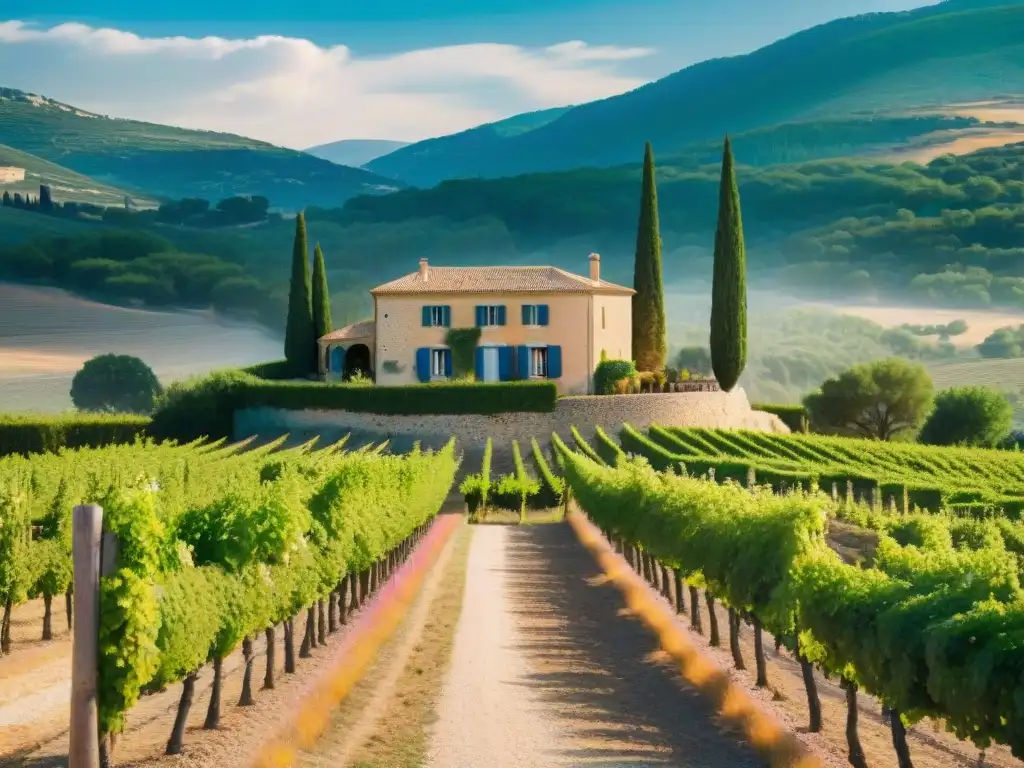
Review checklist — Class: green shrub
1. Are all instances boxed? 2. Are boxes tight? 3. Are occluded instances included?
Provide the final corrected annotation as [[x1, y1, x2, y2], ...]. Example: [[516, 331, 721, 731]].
[[593, 359, 637, 395], [0, 413, 151, 457], [753, 403, 809, 433]]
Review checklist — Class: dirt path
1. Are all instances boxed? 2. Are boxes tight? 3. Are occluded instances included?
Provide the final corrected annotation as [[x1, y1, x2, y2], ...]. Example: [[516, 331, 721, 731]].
[[425, 525, 763, 768]]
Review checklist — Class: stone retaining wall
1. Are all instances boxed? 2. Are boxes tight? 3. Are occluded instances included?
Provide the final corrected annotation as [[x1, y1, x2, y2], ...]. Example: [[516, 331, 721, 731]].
[[234, 387, 788, 453]]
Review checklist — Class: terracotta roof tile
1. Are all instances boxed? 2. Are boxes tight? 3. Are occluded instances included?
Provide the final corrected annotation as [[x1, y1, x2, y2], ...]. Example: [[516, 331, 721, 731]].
[[370, 266, 634, 296], [319, 320, 375, 343]]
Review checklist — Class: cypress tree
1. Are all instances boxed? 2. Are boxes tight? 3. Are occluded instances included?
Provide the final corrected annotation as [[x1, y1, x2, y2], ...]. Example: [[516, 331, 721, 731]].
[[631, 142, 667, 372], [312, 242, 333, 340], [709, 136, 748, 392], [284, 212, 314, 376]]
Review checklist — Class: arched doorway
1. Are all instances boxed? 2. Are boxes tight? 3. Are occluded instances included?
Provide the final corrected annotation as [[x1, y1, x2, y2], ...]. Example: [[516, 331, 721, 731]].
[[344, 343, 372, 380]]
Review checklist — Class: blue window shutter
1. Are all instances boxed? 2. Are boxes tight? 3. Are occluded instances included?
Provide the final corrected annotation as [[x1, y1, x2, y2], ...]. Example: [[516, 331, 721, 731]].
[[415, 348, 430, 382], [547, 345, 562, 379], [498, 305, 507, 326], [421, 306, 431, 327], [475, 305, 485, 326], [538, 305, 549, 326], [443, 305, 451, 327], [498, 347, 512, 381], [521, 304, 530, 325], [517, 346, 530, 379], [475, 346, 485, 379], [444, 349, 453, 378]]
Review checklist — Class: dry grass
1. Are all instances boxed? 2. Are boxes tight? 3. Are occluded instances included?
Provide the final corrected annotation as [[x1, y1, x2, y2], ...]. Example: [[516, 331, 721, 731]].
[[341, 523, 472, 768], [803, 303, 1024, 349], [883, 128, 1024, 164], [929, 357, 1024, 390], [825, 519, 879, 566]]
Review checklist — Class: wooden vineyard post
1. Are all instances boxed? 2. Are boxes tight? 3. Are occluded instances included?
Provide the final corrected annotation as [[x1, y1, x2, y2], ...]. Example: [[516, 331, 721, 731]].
[[70, 504, 103, 768]]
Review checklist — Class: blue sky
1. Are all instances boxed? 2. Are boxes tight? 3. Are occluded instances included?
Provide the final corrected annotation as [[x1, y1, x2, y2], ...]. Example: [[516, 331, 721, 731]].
[[4, 0, 935, 146]]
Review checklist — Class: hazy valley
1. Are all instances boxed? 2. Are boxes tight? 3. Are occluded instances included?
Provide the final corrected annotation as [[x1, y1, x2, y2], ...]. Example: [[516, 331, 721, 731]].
[[4, 0, 1024, 413]]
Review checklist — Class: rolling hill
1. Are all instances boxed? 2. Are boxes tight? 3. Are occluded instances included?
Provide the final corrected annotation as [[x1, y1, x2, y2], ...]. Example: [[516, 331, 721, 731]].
[[0, 88, 403, 209], [367, 0, 1024, 186], [304, 139, 410, 167], [0, 143, 157, 208]]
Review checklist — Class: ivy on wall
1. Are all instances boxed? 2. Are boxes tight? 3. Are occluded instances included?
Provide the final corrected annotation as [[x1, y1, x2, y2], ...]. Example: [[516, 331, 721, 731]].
[[445, 328, 482, 378]]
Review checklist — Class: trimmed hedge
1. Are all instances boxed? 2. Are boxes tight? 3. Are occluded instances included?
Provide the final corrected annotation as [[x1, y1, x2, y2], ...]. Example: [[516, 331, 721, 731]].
[[753, 403, 809, 433], [235, 378, 558, 415], [148, 370, 250, 444], [0, 413, 151, 457], [150, 370, 559, 443], [241, 359, 296, 380]]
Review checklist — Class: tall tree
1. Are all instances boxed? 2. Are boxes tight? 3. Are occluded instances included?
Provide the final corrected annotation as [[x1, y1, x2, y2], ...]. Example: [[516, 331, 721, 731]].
[[284, 212, 314, 376], [631, 142, 667, 372], [312, 243, 333, 342], [803, 358, 934, 440], [709, 136, 748, 391]]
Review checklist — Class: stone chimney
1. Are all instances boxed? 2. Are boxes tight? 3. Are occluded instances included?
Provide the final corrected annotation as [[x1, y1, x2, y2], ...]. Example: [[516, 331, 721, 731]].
[[588, 253, 600, 283], [419, 257, 429, 281]]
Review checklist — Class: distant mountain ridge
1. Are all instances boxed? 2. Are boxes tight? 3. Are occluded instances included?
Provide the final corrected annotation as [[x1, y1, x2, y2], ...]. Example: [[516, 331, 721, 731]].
[[0, 88, 403, 209], [367, 0, 1024, 186], [304, 139, 410, 167]]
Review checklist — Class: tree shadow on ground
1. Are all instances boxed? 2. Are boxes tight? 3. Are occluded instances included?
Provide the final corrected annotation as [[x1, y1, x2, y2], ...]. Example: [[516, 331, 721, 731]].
[[499, 523, 765, 768]]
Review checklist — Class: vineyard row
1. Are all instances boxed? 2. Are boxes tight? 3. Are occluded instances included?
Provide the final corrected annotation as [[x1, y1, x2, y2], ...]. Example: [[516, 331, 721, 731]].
[[0, 434, 456, 763], [554, 430, 1024, 767]]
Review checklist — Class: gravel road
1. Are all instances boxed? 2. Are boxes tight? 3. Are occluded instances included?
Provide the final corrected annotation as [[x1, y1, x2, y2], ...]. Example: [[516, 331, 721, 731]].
[[425, 524, 764, 768]]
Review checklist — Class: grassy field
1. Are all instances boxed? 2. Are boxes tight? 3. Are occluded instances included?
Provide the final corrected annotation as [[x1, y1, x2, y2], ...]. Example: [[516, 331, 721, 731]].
[[929, 357, 1024, 424], [837, 304, 1024, 348], [929, 357, 1024, 389], [0, 282, 282, 411]]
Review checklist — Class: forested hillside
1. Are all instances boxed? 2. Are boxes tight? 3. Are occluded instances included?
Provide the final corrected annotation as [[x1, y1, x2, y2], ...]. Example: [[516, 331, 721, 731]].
[[0, 89, 402, 208], [368, 0, 1024, 185]]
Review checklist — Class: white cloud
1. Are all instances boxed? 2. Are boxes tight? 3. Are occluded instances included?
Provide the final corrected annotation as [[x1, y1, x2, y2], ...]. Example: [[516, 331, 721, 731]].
[[0, 21, 655, 148]]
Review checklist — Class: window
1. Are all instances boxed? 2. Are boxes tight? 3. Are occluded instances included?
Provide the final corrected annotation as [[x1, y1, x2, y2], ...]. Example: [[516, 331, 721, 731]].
[[422, 305, 450, 327], [521, 304, 549, 326], [529, 347, 548, 377], [430, 348, 449, 378], [516, 344, 560, 380], [601, 306, 606, 330], [476, 305, 506, 327]]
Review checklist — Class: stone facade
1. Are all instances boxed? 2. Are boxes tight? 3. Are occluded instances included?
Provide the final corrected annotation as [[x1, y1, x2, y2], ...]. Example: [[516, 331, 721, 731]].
[[235, 387, 788, 454]]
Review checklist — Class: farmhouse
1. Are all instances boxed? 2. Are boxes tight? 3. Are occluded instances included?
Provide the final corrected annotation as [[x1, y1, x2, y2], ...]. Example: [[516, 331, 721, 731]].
[[318, 254, 634, 394], [0, 166, 25, 184]]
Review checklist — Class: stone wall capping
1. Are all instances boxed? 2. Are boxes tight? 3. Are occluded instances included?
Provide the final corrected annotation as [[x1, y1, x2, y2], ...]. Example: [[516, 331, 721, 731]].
[[234, 388, 789, 450]]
